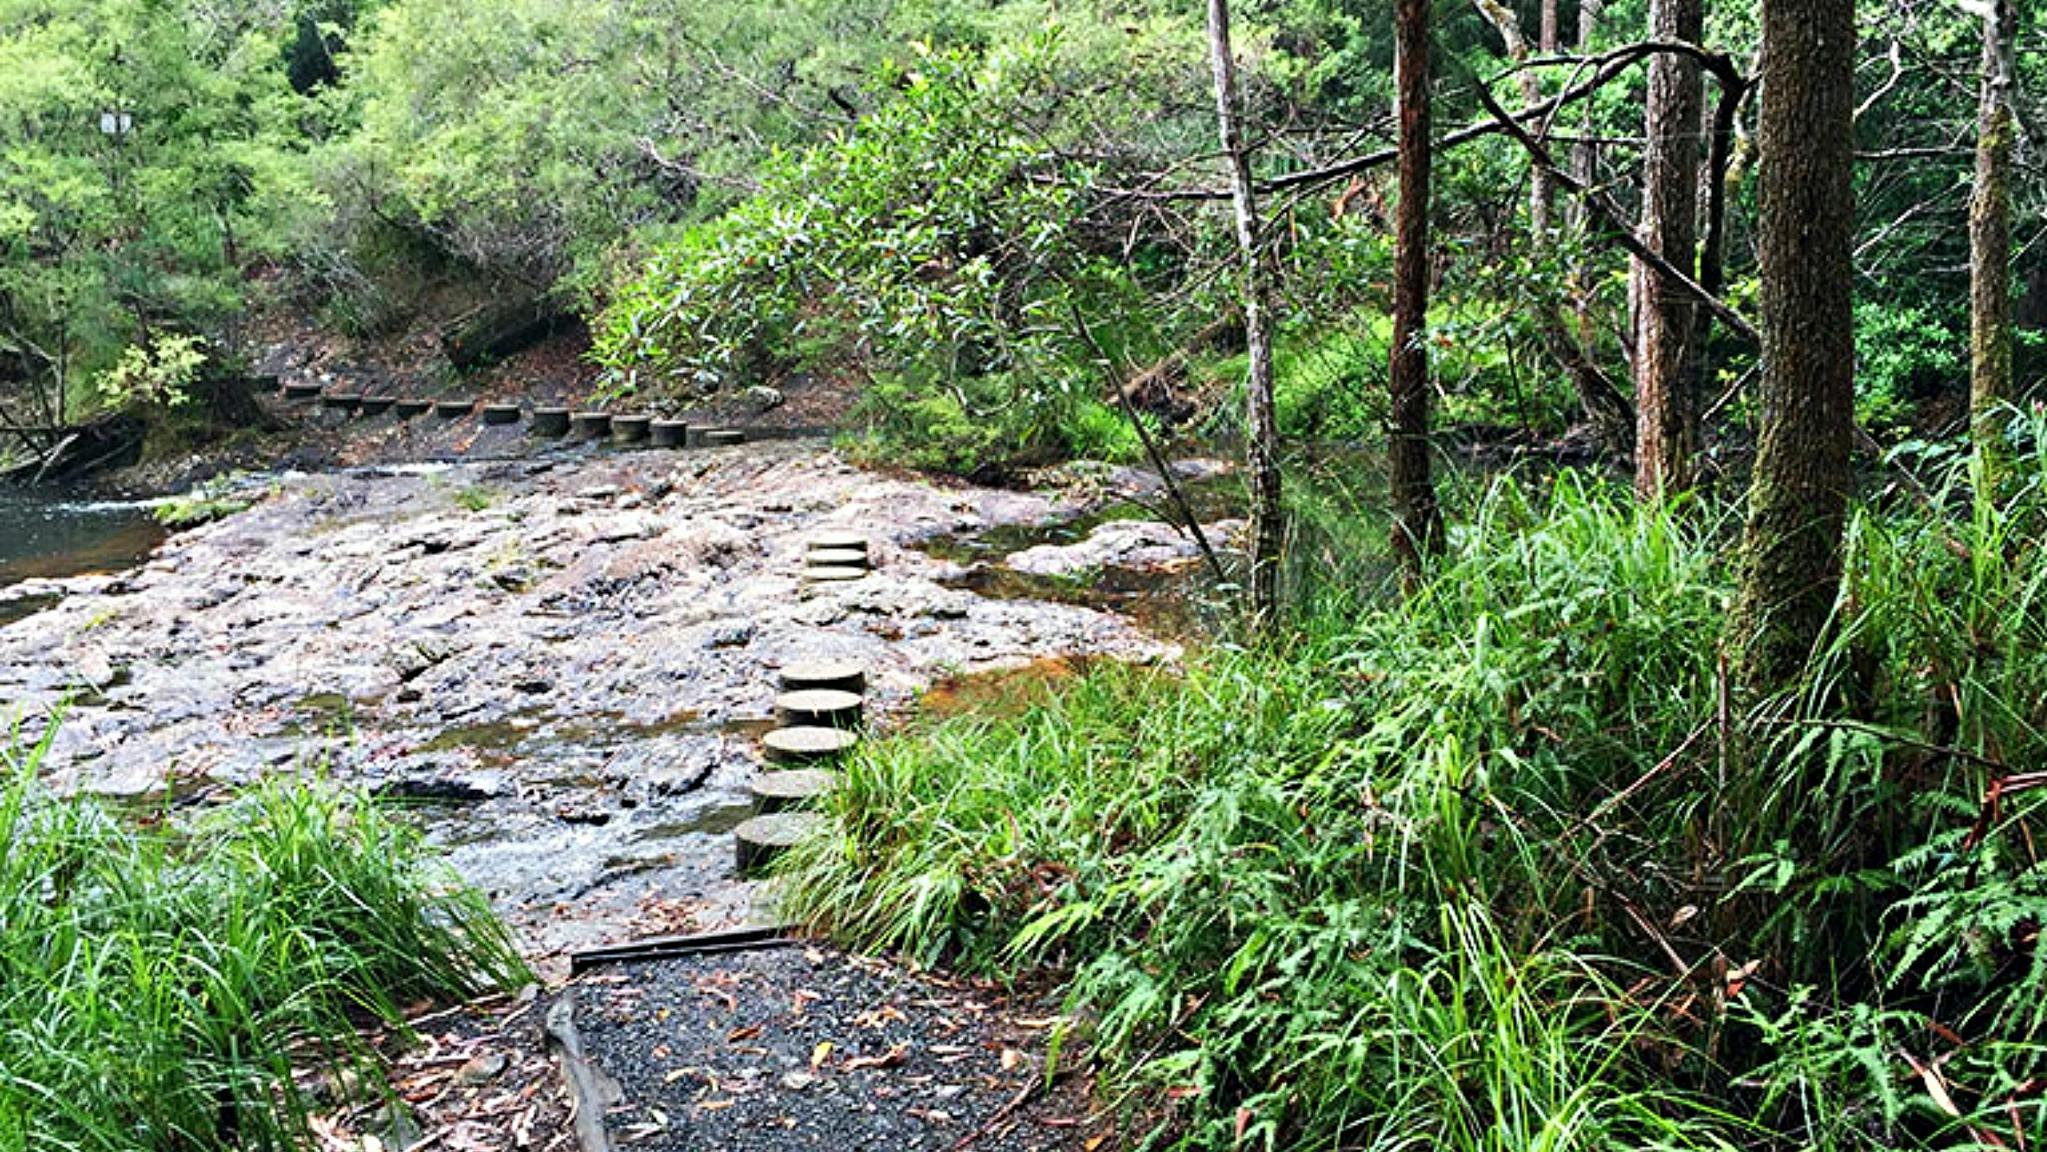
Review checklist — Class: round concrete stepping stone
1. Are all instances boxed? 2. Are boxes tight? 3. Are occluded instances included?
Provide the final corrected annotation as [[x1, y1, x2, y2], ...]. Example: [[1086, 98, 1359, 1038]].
[[570, 412, 611, 440], [703, 429, 745, 447], [531, 407, 571, 437], [750, 769, 837, 814], [282, 382, 322, 402], [734, 812, 825, 876], [807, 548, 869, 569], [651, 419, 689, 448], [394, 398, 432, 419], [802, 565, 869, 584], [612, 414, 651, 443], [775, 689, 863, 729], [808, 531, 869, 555], [358, 396, 395, 416], [481, 403, 521, 425], [320, 392, 358, 411], [777, 661, 867, 695], [762, 725, 860, 765], [435, 398, 475, 419]]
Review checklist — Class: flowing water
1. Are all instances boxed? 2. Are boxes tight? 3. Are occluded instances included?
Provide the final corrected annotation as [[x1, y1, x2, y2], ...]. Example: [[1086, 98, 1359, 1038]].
[[0, 488, 166, 622]]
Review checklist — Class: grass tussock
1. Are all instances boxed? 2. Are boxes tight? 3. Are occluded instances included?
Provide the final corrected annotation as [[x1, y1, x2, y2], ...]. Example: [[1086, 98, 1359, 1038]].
[[783, 435, 2047, 1150], [0, 732, 529, 1152]]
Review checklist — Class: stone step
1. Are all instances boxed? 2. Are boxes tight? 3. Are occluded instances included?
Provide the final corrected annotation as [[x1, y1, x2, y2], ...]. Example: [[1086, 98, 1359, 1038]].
[[481, 403, 521, 426], [282, 382, 322, 402], [612, 414, 652, 443], [777, 661, 867, 695], [774, 689, 863, 729], [435, 398, 476, 419], [808, 531, 868, 555], [531, 407, 571, 437], [801, 565, 868, 584], [750, 769, 837, 814], [358, 396, 395, 416], [762, 725, 859, 765], [651, 419, 689, 448], [734, 812, 826, 876], [703, 429, 745, 447], [570, 412, 612, 440], [395, 398, 433, 419], [806, 547, 870, 569]]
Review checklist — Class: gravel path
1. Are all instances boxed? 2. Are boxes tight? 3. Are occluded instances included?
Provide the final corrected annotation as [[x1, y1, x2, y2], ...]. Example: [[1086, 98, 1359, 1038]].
[[573, 944, 1109, 1151]]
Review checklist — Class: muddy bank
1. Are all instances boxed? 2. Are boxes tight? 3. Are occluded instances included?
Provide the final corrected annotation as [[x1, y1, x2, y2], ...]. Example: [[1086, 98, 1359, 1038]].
[[0, 442, 1194, 967]]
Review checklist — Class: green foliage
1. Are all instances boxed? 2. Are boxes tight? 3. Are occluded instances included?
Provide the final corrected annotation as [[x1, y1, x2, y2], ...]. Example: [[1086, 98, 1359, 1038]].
[[0, 0, 325, 425], [597, 38, 1170, 474], [786, 438, 2047, 1148], [0, 725, 528, 1151], [1854, 301, 1963, 437]]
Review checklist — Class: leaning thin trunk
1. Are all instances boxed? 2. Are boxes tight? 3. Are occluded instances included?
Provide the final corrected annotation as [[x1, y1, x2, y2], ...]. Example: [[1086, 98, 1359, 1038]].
[[1206, 0, 1284, 627], [1390, 0, 1444, 583], [1633, 0, 1705, 500], [1970, 0, 2018, 467], [1728, 0, 1857, 696]]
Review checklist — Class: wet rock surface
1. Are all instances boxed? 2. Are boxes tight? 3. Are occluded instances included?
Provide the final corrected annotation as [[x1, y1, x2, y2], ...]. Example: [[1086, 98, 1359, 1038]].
[[0, 442, 1174, 965]]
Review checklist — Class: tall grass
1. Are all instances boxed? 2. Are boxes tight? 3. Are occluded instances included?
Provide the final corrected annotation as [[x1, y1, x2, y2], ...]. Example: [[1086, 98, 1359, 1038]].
[[784, 426, 2047, 1149], [0, 727, 529, 1151]]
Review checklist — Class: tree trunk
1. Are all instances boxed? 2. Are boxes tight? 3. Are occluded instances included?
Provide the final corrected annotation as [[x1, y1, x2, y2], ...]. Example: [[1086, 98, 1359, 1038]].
[[1633, 0, 1705, 500], [1206, 0, 1284, 627], [1728, 0, 1856, 695], [1535, 0, 1558, 235], [1970, 0, 2018, 463], [1391, 0, 1444, 582]]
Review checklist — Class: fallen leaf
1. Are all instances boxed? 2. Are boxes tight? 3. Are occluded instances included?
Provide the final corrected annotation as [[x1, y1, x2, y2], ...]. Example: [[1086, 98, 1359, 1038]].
[[727, 1025, 763, 1043], [843, 1043, 910, 1072], [811, 1041, 834, 1071]]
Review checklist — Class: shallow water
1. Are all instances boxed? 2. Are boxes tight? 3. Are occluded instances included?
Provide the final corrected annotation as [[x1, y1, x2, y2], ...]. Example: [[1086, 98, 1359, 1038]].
[[0, 488, 165, 588]]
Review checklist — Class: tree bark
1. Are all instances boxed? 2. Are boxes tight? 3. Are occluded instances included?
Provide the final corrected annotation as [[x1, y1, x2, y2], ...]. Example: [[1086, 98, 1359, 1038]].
[[1206, 0, 1284, 627], [1536, 0, 1559, 235], [1729, 0, 1857, 695], [1969, 0, 2018, 464], [1391, 0, 1444, 582], [1633, 0, 1705, 500]]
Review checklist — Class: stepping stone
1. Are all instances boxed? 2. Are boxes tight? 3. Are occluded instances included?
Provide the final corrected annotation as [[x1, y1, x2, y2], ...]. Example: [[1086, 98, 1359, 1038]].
[[651, 419, 689, 448], [282, 382, 321, 401], [808, 531, 868, 556], [734, 812, 825, 876], [777, 661, 867, 695], [762, 725, 859, 765], [481, 403, 521, 425], [612, 414, 651, 443], [358, 396, 395, 416], [570, 412, 612, 440], [531, 407, 571, 437], [750, 769, 837, 814], [807, 548, 869, 569], [775, 689, 863, 729], [394, 398, 432, 419], [435, 398, 475, 419], [703, 429, 745, 447], [802, 565, 869, 584]]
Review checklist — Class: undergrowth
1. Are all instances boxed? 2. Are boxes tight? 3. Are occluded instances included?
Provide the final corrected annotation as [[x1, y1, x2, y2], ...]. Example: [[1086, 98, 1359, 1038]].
[[784, 432, 2047, 1149], [0, 730, 529, 1152]]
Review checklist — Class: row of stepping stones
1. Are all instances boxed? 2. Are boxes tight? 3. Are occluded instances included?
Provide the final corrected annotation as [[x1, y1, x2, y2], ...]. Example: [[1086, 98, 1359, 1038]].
[[276, 384, 745, 446], [734, 533, 878, 876]]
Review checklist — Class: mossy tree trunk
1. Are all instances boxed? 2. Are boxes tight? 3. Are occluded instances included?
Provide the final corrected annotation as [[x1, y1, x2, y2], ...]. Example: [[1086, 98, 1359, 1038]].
[[1970, 0, 2018, 469], [1729, 0, 1857, 695], [1207, 0, 1285, 628], [1390, 0, 1444, 584], [1634, 0, 1705, 500]]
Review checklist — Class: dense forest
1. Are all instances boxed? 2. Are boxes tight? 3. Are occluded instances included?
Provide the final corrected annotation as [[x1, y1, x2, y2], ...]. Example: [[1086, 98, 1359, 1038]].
[[4, 0, 2047, 1148]]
